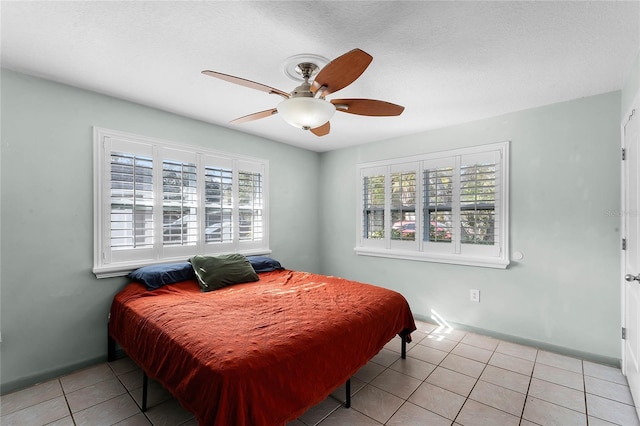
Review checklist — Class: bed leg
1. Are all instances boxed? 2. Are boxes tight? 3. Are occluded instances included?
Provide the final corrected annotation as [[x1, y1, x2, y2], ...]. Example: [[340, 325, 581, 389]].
[[107, 334, 116, 362], [345, 378, 351, 408], [142, 371, 149, 412], [401, 334, 407, 359]]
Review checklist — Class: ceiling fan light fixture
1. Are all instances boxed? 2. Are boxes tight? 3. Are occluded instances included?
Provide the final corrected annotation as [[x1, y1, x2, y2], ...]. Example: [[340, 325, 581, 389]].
[[277, 97, 336, 130]]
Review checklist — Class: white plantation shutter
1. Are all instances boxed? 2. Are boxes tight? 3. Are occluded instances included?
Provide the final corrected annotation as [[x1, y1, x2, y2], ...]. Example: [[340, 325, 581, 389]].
[[238, 169, 264, 242], [102, 138, 157, 266], [458, 150, 502, 258], [109, 151, 154, 251], [204, 165, 233, 244], [162, 158, 198, 247], [389, 163, 419, 250], [460, 163, 497, 245], [237, 159, 266, 251], [423, 158, 455, 252], [356, 142, 509, 269], [361, 166, 386, 248], [93, 128, 270, 278]]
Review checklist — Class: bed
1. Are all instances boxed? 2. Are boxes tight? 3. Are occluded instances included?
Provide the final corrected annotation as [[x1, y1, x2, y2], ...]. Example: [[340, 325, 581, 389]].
[[108, 256, 416, 425]]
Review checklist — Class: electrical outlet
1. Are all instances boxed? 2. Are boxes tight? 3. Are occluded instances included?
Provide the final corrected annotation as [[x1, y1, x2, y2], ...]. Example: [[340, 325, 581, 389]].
[[470, 289, 480, 302]]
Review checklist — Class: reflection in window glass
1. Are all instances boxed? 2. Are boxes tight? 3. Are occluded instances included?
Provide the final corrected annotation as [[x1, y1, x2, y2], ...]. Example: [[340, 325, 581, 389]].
[[391, 171, 416, 241], [460, 163, 496, 245], [424, 167, 453, 243]]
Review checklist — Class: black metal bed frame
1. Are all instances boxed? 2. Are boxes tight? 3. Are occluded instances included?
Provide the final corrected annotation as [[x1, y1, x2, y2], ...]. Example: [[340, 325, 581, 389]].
[[108, 329, 409, 413]]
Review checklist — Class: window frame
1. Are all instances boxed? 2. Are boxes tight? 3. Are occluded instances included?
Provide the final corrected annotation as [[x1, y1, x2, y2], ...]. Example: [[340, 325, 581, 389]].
[[93, 127, 270, 278], [355, 141, 510, 269]]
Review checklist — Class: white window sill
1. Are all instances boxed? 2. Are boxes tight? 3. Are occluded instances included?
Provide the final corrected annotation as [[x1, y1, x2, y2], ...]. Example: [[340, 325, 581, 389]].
[[93, 249, 273, 279], [354, 247, 510, 269]]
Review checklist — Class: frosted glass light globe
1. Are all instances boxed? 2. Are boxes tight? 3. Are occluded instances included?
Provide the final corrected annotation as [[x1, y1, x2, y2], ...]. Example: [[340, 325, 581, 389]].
[[277, 97, 335, 130]]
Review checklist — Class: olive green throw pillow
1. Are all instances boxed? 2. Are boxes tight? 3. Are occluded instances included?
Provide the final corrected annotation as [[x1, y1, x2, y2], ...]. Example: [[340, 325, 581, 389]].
[[189, 254, 259, 292]]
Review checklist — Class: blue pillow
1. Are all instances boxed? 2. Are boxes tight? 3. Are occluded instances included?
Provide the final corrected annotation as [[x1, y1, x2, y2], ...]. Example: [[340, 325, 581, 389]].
[[128, 262, 196, 290], [246, 256, 284, 273]]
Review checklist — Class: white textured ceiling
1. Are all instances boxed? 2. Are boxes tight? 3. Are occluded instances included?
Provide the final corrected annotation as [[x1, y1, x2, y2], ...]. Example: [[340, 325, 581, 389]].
[[2, 1, 639, 152]]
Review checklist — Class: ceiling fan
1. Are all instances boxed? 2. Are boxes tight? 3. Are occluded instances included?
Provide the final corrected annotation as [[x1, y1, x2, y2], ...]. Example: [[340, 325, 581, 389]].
[[202, 48, 405, 137]]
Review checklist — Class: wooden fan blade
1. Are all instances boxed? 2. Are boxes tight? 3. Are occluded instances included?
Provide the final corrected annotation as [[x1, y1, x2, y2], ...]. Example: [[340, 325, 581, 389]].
[[310, 121, 330, 137], [202, 70, 289, 98], [230, 108, 278, 124], [332, 99, 405, 116], [310, 49, 373, 95]]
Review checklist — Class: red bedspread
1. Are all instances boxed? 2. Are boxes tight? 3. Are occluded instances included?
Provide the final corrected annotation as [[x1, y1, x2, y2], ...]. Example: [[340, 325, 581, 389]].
[[109, 269, 416, 425]]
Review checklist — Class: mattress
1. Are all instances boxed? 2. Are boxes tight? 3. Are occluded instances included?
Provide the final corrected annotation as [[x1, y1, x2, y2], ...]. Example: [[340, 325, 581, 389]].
[[109, 269, 416, 425]]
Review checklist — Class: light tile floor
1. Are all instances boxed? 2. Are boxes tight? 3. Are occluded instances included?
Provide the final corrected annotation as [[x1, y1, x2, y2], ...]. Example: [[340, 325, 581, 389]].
[[2, 320, 639, 425]]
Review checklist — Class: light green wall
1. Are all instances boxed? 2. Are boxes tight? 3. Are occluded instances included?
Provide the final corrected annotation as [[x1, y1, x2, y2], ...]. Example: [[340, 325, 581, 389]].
[[622, 52, 639, 116], [319, 92, 622, 362], [0, 69, 321, 392]]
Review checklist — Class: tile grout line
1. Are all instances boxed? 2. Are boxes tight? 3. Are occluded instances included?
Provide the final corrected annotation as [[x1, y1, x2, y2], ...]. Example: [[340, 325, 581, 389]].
[[453, 339, 532, 425], [449, 338, 491, 425], [412, 330, 463, 422], [409, 331, 473, 423], [354, 359, 406, 425], [59, 377, 78, 426], [581, 360, 590, 425], [109, 362, 153, 425], [519, 348, 538, 425]]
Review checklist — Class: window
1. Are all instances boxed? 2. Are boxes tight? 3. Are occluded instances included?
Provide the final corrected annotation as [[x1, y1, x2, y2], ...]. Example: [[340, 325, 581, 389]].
[[93, 127, 269, 278], [356, 142, 509, 268]]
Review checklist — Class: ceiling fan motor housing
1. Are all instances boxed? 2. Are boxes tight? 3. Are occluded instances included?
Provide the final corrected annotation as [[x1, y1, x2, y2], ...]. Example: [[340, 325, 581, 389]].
[[295, 62, 320, 80], [289, 81, 315, 99]]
